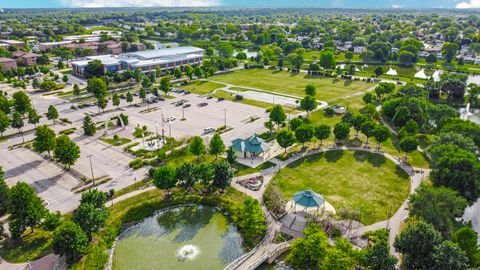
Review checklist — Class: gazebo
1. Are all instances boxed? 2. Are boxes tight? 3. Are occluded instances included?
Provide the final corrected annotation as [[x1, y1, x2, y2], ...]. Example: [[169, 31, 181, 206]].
[[292, 190, 325, 210]]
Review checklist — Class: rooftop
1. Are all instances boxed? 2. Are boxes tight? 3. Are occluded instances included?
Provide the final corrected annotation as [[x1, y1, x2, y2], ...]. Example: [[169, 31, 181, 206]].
[[123, 46, 204, 60], [232, 135, 271, 154]]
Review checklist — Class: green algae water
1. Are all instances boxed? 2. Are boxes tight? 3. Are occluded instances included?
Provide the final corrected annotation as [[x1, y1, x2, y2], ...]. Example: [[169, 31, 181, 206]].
[[112, 205, 246, 270]]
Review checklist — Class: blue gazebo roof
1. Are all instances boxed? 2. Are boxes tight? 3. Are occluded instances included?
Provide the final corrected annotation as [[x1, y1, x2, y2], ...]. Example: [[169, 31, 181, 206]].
[[292, 190, 325, 208]]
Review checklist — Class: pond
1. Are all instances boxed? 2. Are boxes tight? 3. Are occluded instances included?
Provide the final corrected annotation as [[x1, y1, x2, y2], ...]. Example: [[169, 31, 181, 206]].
[[463, 199, 480, 243], [112, 205, 246, 270]]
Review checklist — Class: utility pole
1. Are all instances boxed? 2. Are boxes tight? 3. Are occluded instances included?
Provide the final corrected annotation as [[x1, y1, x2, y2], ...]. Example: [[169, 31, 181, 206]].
[[168, 121, 172, 137], [87, 155, 95, 187], [224, 108, 227, 128], [182, 106, 185, 120]]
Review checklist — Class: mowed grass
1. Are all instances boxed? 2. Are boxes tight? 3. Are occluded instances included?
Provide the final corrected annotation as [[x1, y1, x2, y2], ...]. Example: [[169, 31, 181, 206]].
[[177, 81, 225, 95], [0, 229, 53, 263], [212, 69, 372, 102], [272, 150, 410, 225]]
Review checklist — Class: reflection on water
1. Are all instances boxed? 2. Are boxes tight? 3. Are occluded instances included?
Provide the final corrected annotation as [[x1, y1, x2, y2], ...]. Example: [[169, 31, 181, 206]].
[[113, 205, 246, 270]]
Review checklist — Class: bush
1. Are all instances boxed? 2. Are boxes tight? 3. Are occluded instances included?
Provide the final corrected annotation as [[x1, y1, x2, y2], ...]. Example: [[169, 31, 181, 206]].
[[128, 158, 144, 169], [324, 107, 335, 116], [43, 211, 61, 230]]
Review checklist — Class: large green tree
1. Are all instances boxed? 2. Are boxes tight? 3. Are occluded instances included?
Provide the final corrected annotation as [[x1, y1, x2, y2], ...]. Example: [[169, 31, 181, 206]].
[[12, 91, 32, 116], [333, 122, 350, 142], [0, 110, 10, 136], [295, 124, 314, 148], [33, 125, 56, 157], [276, 130, 295, 153], [52, 221, 88, 263], [233, 197, 266, 247], [82, 115, 96, 136], [300, 95, 317, 115], [212, 160, 233, 190], [46, 105, 59, 123], [189, 136, 206, 157], [0, 168, 8, 216], [152, 165, 177, 192], [27, 109, 40, 128], [11, 111, 25, 143], [363, 241, 397, 270], [269, 105, 286, 129], [314, 124, 331, 147], [208, 133, 225, 158], [8, 182, 47, 239], [286, 224, 329, 269], [73, 203, 108, 240], [54, 135, 81, 169]]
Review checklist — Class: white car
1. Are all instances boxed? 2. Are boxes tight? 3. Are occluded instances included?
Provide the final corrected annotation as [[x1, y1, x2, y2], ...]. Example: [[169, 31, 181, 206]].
[[163, 116, 176, 123], [203, 127, 215, 134]]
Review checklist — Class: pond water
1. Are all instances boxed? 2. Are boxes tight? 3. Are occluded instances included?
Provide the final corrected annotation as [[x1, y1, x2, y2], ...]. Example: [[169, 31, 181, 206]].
[[468, 75, 480, 85], [112, 205, 246, 270]]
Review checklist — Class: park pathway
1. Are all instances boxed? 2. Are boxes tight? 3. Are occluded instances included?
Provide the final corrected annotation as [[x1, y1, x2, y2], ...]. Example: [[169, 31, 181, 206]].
[[229, 145, 428, 268]]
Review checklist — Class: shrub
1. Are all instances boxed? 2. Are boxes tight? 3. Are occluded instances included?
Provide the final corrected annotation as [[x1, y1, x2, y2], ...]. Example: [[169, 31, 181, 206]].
[[128, 158, 144, 169], [324, 107, 335, 116], [43, 211, 61, 230]]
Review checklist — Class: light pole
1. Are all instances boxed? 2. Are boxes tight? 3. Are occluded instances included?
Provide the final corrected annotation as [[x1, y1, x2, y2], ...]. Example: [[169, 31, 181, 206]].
[[155, 121, 160, 148], [134, 177, 137, 189], [87, 155, 95, 187], [224, 108, 227, 129], [182, 106, 185, 120], [168, 121, 172, 138]]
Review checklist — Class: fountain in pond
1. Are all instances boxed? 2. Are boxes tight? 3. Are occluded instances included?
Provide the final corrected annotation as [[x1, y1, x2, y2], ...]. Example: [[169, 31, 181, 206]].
[[176, 245, 200, 261]]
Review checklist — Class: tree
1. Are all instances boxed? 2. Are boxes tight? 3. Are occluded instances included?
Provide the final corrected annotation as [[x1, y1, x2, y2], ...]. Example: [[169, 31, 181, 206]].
[[217, 43, 234, 58], [0, 168, 8, 216], [82, 115, 96, 136], [139, 88, 146, 103], [233, 197, 266, 247], [295, 125, 314, 148], [0, 111, 10, 137], [73, 203, 108, 241], [426, 53, 437, 64], [112, 93, 120, 108], [176, 163, 197, 191], [97, 95, 107, 113], [392, 106, 410, 127], [11, 111, 25, 143], [360, 120, 375, 145], [305, 84, 316, 96], [226, 146, 236, 164], [399, 136, 418, 159], [433, 240, 469, 270], [374, 66, 384, 77], [362, 92, 375, 104], [409, 185, 467, 237], [212, 160, 233, 190], [363, 241, 397, 270], [152, 165, 177, 192], [46, 105, 58, 123], [350, 114, 368, 137], [84, 59, 104, 78], [394, 221, 442, 270], [160, 76, 171, 97], [194, 66, 204, 78], [126, 92, 133, 105], [276, 130, 295, 153], [209, 133, 225, 158], [314, 125, 330, 147], [86, 77, 107, 98], [442, 42, 458, 62], [54, 135, 81, 169], [452, 226, 480, 267], [286, 224, 329, 269], [53, 221, 88, 263], [264, 120, 274, 135], [286, 53, 304, 69], [373, 125, 390, 150], [12, 91, 31, 116], [80, 189, 107, 208], [73, 84, 81, 97], [33, 125, 56, 158], [173, 67, 182, 79], [8, 182, 47, 239], [289, 118, 303, 131], [195, 163, 214, 185], [0, 95, 11, 115], [333, 122, 350, 142], [300, 95, 317, 115], [27, 109, 40, 128], [189, 136, 206, 157], [430, 149, 480, 202], [319, 51, 336, 69], [269, 105, 286, 129], [374, 83, 395, 101]]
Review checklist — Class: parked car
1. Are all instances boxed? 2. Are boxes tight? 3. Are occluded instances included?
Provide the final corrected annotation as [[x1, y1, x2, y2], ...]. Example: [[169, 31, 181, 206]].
[[163, 116, 176, 122], [198, 102, 208, 107], [218, 97, 225, 101], [183, 103, 191, 108], [206, 96, 213, 99], [204, 127, 215, 134], [183, 91, 191, 95]]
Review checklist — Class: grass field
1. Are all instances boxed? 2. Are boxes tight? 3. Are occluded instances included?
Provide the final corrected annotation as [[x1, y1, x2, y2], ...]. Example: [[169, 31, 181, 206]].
[[271, 150, 410, 225], [0, 229, 53, 263], [177, 81, 225, 95], [212, 69, 373, 102]]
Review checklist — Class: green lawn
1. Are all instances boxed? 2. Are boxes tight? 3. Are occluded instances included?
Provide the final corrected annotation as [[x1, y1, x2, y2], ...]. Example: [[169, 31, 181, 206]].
[[212, 69, 372, 102], [0, 229, 53, 263], [177, 81, 225, 95], [271, 150, 410, 225], [232, 161, 277, 176], [212, 90, 277, 110]]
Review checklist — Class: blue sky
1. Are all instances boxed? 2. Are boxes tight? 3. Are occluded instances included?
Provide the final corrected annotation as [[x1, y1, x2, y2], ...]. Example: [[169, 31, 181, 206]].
[[2, 0, 480, 9]]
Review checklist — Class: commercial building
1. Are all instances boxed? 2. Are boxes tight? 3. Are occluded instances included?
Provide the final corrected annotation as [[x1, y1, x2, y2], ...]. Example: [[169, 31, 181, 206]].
[[12, 51, 41, 66], [0, 57, 17, 70], [71, 46, 204, 78], [0, 40, 25, 48]]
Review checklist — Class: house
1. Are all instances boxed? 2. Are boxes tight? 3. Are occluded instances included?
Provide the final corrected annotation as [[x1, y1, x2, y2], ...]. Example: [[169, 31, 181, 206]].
[[353, 46, 366, 54], [0, 57, 17, 70], [0, 40, 25, 48], [231, 135, 277, 161], [12, 51, 41, 66]]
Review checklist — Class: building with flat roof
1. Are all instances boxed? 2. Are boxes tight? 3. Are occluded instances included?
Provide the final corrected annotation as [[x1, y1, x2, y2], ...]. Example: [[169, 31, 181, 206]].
[[0, 40, 25, 48], [71, 46, 204, 78], [0, 57, 17, 70]]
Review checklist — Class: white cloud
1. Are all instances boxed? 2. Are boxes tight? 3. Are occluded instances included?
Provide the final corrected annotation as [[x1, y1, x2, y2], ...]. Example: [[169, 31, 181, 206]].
[[456, 0, 480, 8], [391, 4, 403, 8], [59, 0, 221, 7]]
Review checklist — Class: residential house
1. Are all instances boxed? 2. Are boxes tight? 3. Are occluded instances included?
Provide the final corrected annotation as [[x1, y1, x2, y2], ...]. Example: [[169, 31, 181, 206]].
[[13, 51, 41, 66], [0, 57, 17, 70]]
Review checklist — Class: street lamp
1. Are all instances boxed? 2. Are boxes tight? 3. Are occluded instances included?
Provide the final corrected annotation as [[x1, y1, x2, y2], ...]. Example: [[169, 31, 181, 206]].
[[87, 155, 95, 187], [224, 108, 227, 129]]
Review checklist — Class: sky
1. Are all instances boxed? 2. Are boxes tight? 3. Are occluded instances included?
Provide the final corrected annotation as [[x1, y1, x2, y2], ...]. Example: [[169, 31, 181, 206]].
[[2, 0, 480, 9]]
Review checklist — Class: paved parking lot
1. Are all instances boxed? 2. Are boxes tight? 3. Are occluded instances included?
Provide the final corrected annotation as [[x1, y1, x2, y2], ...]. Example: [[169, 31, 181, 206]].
[[115, 92, 270, 145]]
